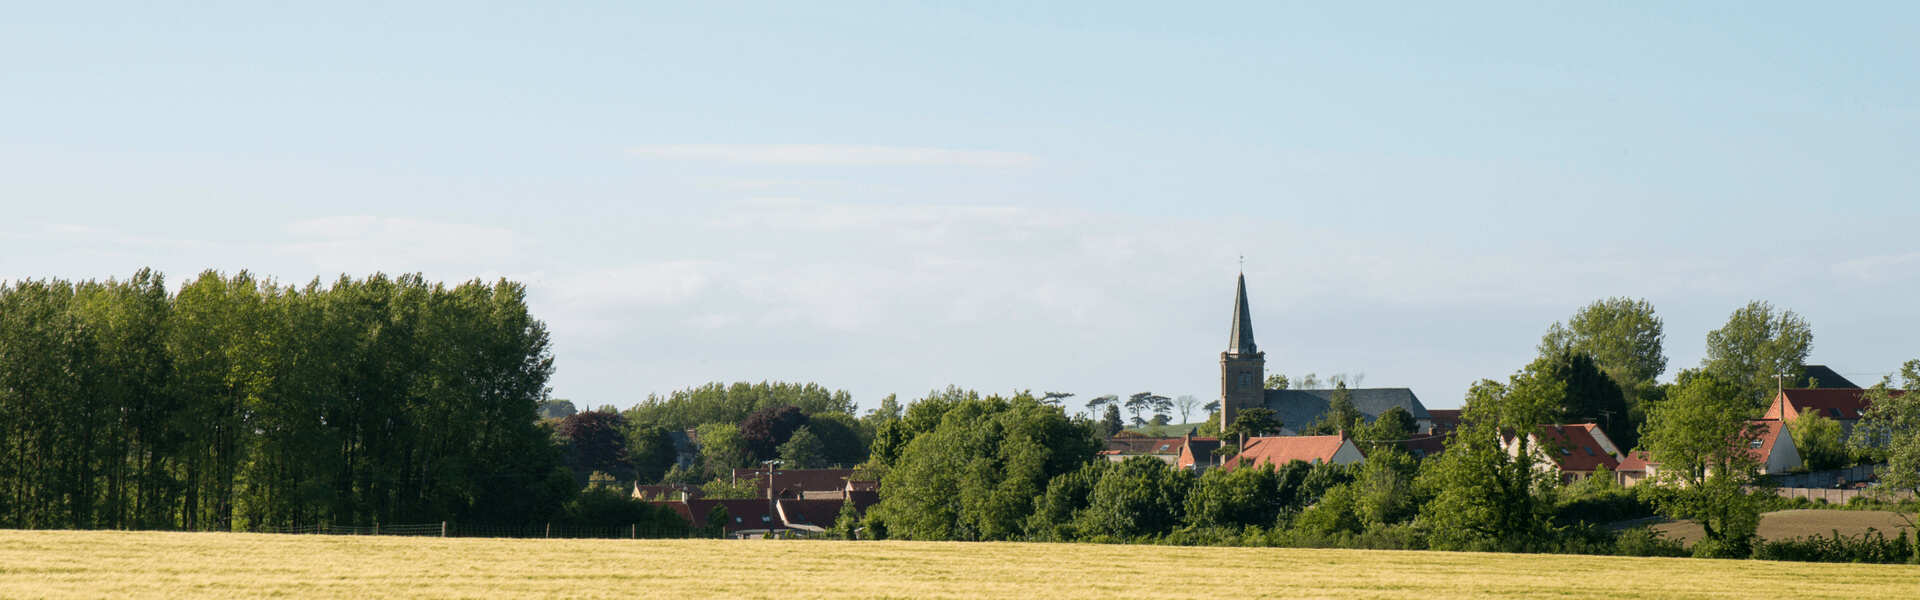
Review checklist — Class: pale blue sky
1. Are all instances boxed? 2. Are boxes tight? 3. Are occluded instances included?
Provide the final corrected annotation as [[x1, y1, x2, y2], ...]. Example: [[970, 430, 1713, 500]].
[[4, 3, 1916, 412]]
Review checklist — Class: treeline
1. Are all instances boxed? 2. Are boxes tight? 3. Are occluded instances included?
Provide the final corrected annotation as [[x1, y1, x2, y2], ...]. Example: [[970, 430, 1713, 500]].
[[542, 381, 887, 495], [0, 269, 570, 531]]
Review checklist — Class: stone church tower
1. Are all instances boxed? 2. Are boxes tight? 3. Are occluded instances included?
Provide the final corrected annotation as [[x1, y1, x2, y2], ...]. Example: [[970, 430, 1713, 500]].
[[1219, 273, 1265, 432]]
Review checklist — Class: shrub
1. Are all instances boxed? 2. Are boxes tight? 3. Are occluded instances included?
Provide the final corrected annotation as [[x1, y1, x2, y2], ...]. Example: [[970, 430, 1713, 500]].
[[1750, 529, 1917, 564], [1615, 527, 1688, 558]]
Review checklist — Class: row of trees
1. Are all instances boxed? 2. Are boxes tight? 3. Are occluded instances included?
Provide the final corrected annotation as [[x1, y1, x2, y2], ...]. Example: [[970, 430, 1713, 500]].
[[0, 270, 569, 531]]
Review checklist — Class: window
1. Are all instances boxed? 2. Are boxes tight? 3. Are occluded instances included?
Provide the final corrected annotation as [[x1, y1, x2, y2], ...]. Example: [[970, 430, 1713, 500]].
[[1749, 439, 1764, 448], [1560, 448, 1572, 455], [1832, 409, 1844, 418], [761, 515, 771, 523], [1583, 446, 1595, 456], [1237, 373, 1252, 388]]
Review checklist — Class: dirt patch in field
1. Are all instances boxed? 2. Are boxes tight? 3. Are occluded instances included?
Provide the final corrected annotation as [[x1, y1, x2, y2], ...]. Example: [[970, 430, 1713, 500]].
[[1650, 510, 1916, 544]]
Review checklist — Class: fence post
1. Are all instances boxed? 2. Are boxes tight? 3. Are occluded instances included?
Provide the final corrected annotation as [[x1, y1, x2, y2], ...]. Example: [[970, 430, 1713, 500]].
[[374, 524, 380, 536], [546, 523, 551, 538], [442, 521, 448, 538], [631, 524, 636, 539]]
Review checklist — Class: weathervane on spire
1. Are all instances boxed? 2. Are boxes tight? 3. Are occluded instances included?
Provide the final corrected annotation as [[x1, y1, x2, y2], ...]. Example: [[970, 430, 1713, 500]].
[[1239, 254, 1244, 271]]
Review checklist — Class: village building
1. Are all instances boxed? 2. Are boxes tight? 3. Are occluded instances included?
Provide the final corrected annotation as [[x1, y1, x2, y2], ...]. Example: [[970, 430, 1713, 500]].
[[1216, 273, 1431, 435], [1503, 424, 1622, 484], [1611, 419, 1801, 487], [1173, 436, 1225, 472], [1100, 433, 1186, 465], [1219, 434, 1366, 472], [1763, 387, 1906, 443], [650, 468, 879, 537]]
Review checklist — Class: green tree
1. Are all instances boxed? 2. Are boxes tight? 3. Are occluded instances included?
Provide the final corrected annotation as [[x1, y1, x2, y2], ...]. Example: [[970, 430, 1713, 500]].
[[870, 392, 1101, 541], [1701, 301, 1814, 412], [624, 424, 679, 485], [1639, 370, 1769, 557], [1852, 360, 1920, 526], [622, 381, 855, 433], [695, 423, 748, 478], [1539, 297, 1667, 403], [1099, 405, 1124, 438], [776, 425, 825, 469], [1074, 456, 1193, 539], [1788, 409, 1847, 472], [1308, 382, 1363, 435], [1534, 352, 1635, 449], [1359, 406, 1415, 455], [1264, 374, 1290, 390], [1417, 369, 1564, 551]]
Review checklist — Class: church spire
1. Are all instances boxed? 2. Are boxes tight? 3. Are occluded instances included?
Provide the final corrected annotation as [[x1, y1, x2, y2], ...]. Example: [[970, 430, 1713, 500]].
[[1228, 272, 1257, 355]]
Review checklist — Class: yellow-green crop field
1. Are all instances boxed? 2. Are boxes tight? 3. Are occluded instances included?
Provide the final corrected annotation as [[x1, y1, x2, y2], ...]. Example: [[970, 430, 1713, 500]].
[[3, 530, 1918, 599]]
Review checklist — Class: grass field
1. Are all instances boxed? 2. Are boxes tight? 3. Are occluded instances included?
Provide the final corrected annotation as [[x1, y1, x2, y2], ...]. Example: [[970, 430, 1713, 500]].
[[1651, 510, 1916, 545], [4, 530, 1919, 599]]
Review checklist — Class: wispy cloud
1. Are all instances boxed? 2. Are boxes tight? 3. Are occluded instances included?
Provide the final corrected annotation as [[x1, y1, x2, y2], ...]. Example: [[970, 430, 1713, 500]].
[[629, 144, 1042, 168], [279, 216, 531, 274], [1832, 253, 1920, 283]]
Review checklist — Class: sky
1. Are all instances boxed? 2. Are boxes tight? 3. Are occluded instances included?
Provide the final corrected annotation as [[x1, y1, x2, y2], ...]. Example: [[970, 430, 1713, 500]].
[[4, 3, 1917, 414]]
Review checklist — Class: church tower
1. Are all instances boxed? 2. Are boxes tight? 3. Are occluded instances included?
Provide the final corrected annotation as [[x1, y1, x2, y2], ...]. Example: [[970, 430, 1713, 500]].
[[1219, 273, 1266, 432]]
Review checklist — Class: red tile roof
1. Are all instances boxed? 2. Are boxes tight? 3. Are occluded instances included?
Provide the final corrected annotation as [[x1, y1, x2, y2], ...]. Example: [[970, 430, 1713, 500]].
[[1426, 409, 1463, 433], [775, 499, 848, 530], [732, 468, 859, 499], [1616, 450, 1657, 472], [1764, 388, 1905, 421], [1748, 419, 1789, 464], [653, 498, 782, 534], [1222, 435, 1355, 472], [1529, 424, 1619, 473], [1105, 437, 1184, 454]]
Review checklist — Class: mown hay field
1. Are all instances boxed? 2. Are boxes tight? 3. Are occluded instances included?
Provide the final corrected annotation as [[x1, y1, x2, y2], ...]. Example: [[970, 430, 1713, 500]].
[[3, 530, 1918, 599], [1653, 509, 1916, 545]]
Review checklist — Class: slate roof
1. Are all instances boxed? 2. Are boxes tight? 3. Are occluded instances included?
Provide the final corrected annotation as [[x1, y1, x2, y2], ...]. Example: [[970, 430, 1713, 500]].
[[1263, 388, 1431, 436], [1801, 365, 1860, 389], [1227, 273, 1258, 355], [1175, 437, 1223, 469]]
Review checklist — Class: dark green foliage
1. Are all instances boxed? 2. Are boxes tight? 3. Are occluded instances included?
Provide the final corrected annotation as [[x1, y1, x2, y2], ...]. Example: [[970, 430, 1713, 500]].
[[558, 411, 632, 481], [1306, 382, 1362, 435], [1182, 462, 1290, 530], [0, 270, 563, 531], [623, 424, 679, 485], [831, 497, 862, 539], [776, 425, 824, 469], [1751, 529, 1919, 564], [559, 485, 690, 536], [1359, 406, 1415, 455], [1074, 457, 1193, 539], [740, 406, 809, 462], [868, 386, 978, 468], [621, 382, 854, 433], [1418, 374, 1563, 551], [1099, 405, 1124, 438], [1614, 527, 1690, 557], [870, 391, 1102, 541], [806, 412, 871, 467], [1222, 407, 1282, 439], [1539, 352, 1634, 449], [1025, 461, 1110, 541]]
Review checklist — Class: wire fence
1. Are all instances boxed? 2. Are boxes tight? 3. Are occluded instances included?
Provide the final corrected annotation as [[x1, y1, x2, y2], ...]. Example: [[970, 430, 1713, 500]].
[[256, 522, 701, 539]]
